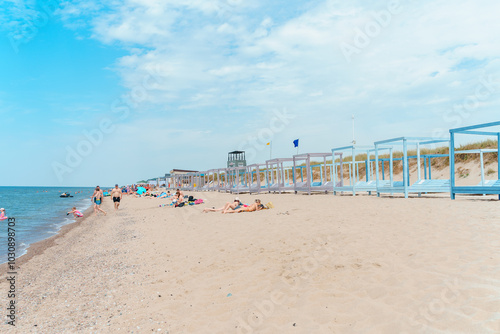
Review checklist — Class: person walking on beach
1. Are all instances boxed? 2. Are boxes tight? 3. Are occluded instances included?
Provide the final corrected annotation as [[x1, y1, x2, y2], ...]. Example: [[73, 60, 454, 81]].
[[91, 186, 107, 215], [111, 184, 122, 210]]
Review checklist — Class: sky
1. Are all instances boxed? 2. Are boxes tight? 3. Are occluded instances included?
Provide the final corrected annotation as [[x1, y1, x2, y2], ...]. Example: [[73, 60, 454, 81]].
[[1, 0, 500, 186]]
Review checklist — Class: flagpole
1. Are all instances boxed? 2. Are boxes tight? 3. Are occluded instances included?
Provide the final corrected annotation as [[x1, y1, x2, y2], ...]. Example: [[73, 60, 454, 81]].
[[352, 114, 356, 145], [270, 141, 272, 160]]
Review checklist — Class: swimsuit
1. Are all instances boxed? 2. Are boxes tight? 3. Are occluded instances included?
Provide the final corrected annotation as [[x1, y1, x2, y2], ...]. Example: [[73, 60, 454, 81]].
[[94, 197, 102, 205], [113, 197, 121, 203]]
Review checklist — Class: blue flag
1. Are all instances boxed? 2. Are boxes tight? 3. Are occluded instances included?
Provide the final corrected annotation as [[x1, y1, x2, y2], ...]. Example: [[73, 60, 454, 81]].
[[293, 139, 299, 148]]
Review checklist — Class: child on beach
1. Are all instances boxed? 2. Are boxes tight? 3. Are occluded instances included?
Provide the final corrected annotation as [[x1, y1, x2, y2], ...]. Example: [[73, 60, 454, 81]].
[[67, 207, 83, 218], [0, 208, 8, 220]]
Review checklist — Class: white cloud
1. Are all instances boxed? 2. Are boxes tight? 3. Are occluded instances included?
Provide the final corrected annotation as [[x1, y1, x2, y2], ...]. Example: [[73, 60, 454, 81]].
[[57, 0, 500, 170]]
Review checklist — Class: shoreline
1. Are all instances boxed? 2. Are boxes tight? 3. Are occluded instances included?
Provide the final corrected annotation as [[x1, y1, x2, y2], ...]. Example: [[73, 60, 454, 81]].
[[0, 205, 94, 272]]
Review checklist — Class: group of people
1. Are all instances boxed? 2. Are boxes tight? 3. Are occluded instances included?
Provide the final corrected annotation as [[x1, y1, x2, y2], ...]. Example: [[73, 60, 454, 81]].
[[72, 185, 269, 218], [203, 197, 267, 214], [89, 184, 124, 216]]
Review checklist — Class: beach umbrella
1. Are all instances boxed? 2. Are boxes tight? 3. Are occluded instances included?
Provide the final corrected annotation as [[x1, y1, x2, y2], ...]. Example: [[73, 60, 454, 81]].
[[136, 187, 146, 194]]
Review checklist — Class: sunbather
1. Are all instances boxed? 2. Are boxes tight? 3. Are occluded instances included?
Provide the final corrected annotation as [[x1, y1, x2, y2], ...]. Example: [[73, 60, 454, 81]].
[[224, 199, 266, 214], [203, 197, 242, 213], [171, 191, 184, 204]]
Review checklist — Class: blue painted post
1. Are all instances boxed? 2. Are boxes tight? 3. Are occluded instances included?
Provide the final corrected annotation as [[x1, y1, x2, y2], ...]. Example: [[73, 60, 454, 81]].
[[498, 133, 500, 200], [480, 151, 485, 186], [332, 151, 337, 195], [352, 148, 356, 195], [407, 158, 410, 187], [403, 139, 409, 198], [417, 142, 421, 181], [429, 157, 432, 179], [382, 159, 385, 181], [365, 160, 368, 181], [375, 144, 380, 197], [306, 156, 311, 195], [427, 157, 430, 179], [424, 156, 427, 179], [390, 149, 394, 187], [450, 132, 456, 200]]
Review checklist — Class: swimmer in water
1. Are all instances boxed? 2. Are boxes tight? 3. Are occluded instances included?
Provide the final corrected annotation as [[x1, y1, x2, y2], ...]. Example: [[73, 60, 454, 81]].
[[0, 208, 7, 220], [67, 207, 83, 218]]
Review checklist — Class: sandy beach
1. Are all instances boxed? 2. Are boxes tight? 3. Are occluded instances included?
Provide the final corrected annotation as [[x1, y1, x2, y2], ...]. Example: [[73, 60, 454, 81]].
[[1, 192, 500, 333]]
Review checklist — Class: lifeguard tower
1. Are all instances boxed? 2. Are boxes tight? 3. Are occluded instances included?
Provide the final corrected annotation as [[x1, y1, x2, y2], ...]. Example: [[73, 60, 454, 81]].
[[226, 151, 247, 191], [227, 151, 246, 168]]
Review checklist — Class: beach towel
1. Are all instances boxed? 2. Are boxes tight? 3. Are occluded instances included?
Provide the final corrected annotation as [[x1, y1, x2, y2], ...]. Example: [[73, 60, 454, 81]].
[[194, 199, 203, 204]]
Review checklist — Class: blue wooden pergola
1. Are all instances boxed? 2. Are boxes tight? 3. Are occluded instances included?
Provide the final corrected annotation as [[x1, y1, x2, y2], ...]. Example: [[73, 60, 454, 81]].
[[292, 152, 343, 195], [331, 145, 392, 196], [450, 121, 500, 200], [374, 137, 450, 198]]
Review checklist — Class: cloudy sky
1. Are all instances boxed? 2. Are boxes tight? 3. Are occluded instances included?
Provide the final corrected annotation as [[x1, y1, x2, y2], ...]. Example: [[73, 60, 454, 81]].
[[1, 0, 499, 186]]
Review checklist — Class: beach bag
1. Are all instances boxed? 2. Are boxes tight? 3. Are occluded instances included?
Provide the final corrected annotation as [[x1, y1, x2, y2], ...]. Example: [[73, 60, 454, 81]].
[[176, 202, 185, 208], [194, 199, 203, 204], [188, 196, 195, 202]]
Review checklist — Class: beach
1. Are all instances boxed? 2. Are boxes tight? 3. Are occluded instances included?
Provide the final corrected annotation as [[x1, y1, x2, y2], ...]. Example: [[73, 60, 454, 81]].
[[1, 192, 500, 333]]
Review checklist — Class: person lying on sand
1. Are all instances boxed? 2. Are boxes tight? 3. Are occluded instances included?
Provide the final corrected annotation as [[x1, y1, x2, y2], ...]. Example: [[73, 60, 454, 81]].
[[171, 191, 184, 204], [203, 197, 242, 213], [224, 199, 266, 214]]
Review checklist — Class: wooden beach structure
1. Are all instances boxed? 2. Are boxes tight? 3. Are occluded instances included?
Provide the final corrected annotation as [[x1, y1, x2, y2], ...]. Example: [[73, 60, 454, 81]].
[[161, 121, 499, 201], [227, 165, 249, 194], [246, 163, 268, 194], [374, 137, 450, 198], [331, 145, 390, 196], [292, 153, 343, 195], [450, 121, 500, 199], [265, 158, 295, 193]]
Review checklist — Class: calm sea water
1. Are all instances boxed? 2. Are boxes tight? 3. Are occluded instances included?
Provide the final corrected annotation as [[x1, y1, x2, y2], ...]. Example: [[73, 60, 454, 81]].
[[0, 186, 95, 263]]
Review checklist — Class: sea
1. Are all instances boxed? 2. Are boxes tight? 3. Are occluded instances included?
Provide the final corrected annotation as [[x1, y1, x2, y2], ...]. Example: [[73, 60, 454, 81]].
[[0, 186, 97, 264]]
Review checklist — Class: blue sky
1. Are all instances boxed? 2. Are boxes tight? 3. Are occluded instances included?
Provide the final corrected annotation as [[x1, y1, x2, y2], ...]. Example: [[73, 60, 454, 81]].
[[1, 0, 500, 186]]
